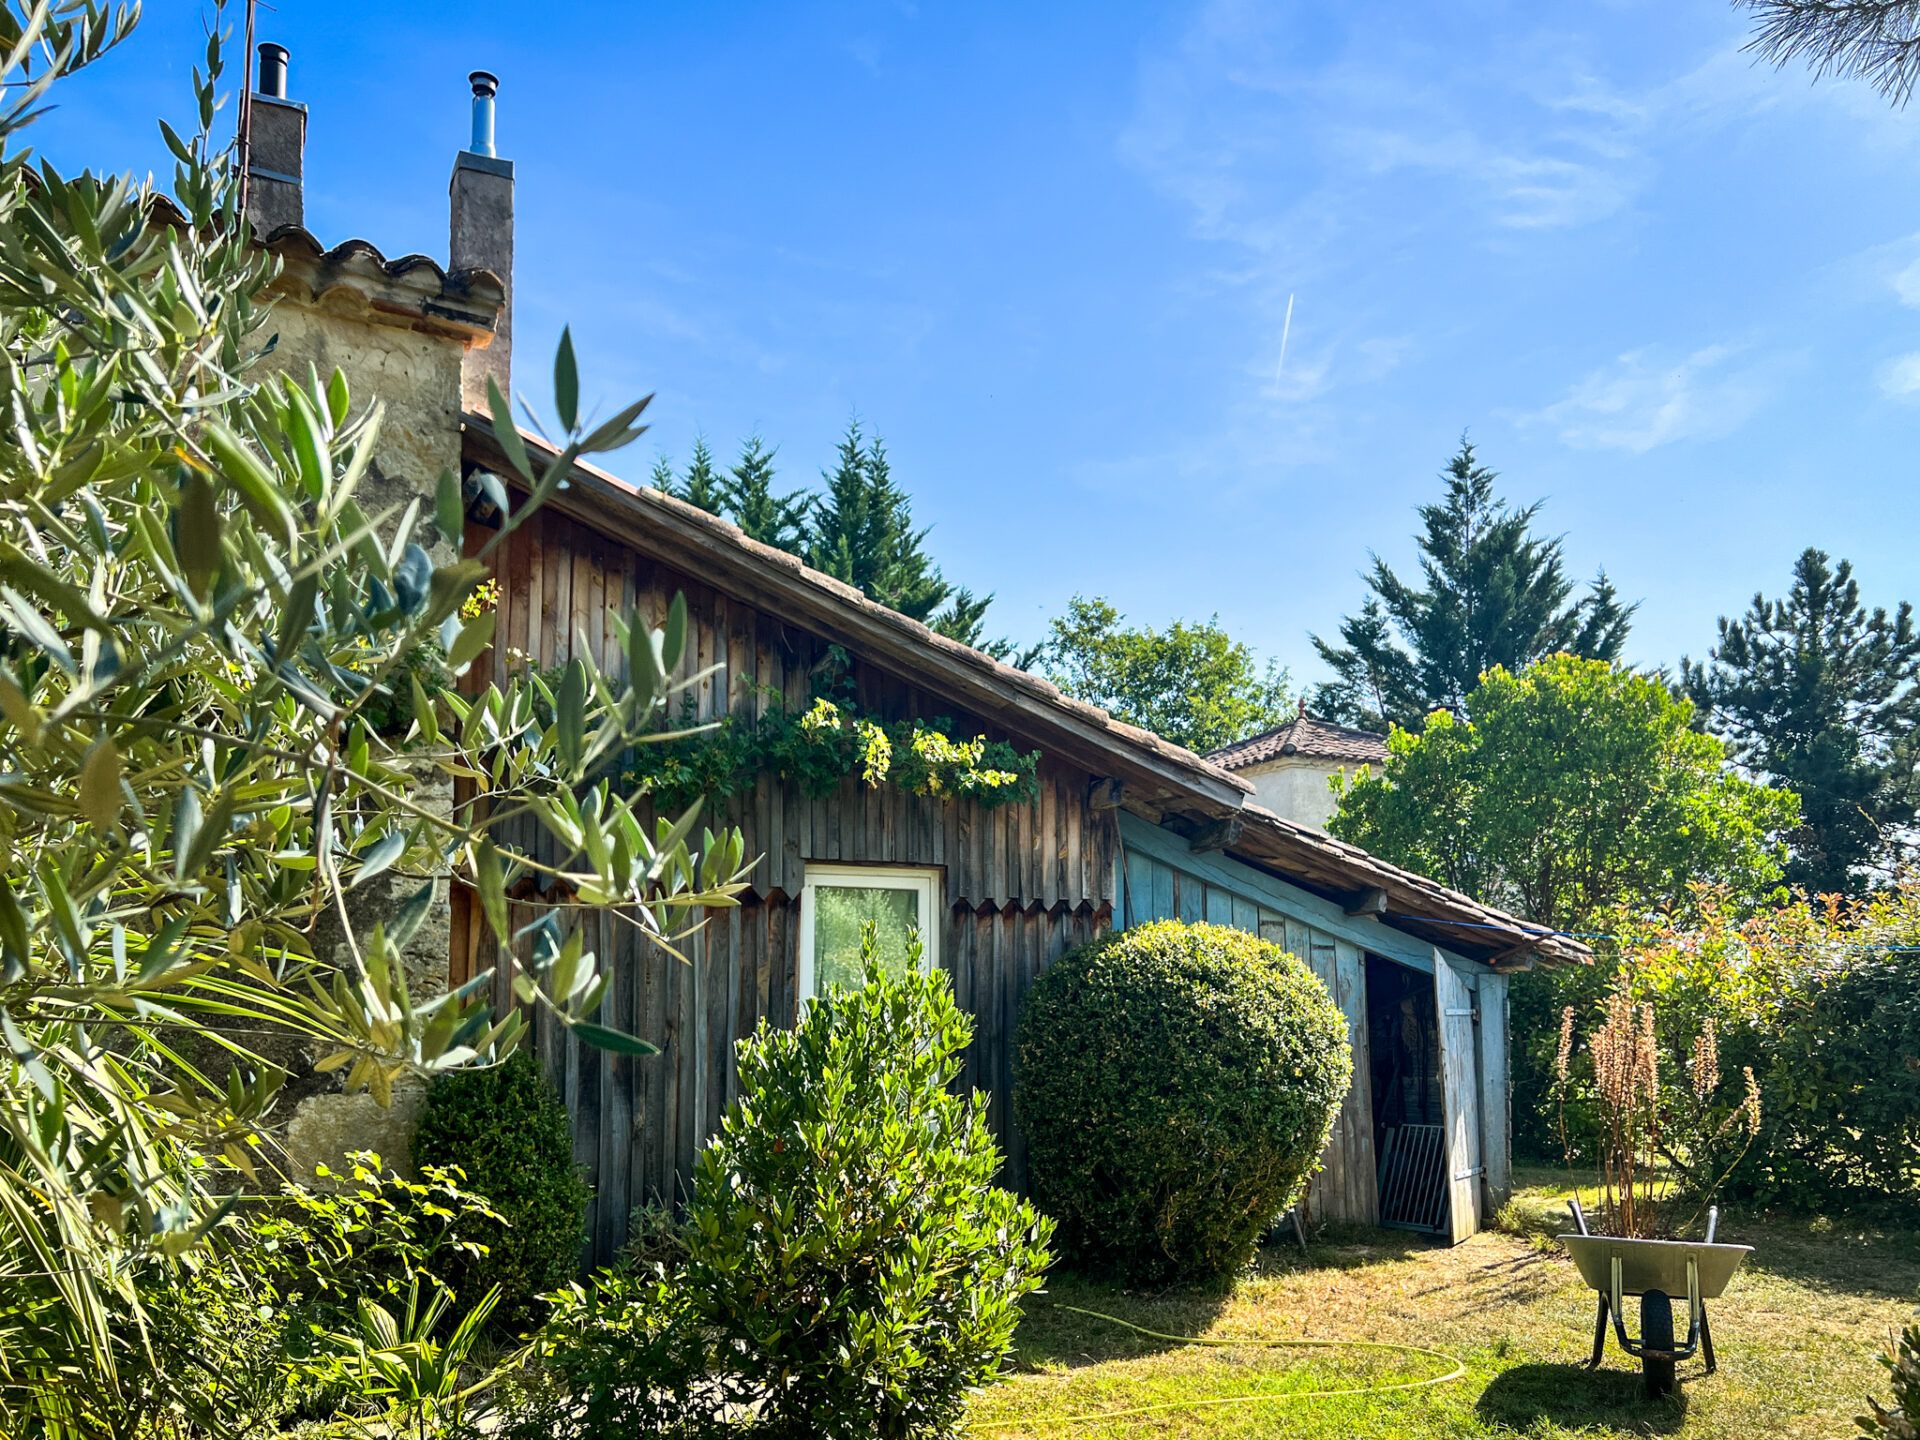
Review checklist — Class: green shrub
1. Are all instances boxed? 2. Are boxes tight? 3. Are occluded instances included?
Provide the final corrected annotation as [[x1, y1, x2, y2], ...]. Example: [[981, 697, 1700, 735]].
[[1014, 920, 1352, 1282], [679, 943, 1053, 1437], [501, 939, 1053, 1440], [497, 1269, 707, 1440], [412, 1052, 591, 1328], [1540, 887, 1920, 1216], [1860, 1314, 1920, 1438], [1753, 949, 1920, 1212]]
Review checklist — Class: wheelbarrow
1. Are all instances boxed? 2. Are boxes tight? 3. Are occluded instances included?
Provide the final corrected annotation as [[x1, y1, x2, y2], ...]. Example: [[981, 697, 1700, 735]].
[[1557, 1202, 1751, 1397]]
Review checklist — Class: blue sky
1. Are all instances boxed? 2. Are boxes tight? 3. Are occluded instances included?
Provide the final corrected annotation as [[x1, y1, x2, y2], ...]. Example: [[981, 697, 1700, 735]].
[[28, 0, 1920, 687]]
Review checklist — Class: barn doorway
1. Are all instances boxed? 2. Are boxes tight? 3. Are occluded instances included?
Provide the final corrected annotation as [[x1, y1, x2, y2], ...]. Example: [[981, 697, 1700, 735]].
[[1365, 955, 1449, 1235]]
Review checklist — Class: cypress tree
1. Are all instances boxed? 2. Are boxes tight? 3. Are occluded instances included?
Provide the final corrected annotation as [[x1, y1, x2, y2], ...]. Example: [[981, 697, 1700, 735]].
[[725, 436, 808, 551], [1683, 548, 1920, 893], [666, 436, 727, 515], [1312, 438, 1633, 730], [805, 422, 948, 625]]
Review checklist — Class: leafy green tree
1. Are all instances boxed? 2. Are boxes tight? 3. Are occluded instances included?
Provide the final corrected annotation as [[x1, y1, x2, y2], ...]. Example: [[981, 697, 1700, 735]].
[[725, 435, 808, 550], [1329, 656, 1796, 931], [1330, 656, 1797, 1165], [0, 9, 749, 1429], [1682, 548, 1920, 894], [1312, 439, 1634, 730], [1039, 595, 1293, 754]]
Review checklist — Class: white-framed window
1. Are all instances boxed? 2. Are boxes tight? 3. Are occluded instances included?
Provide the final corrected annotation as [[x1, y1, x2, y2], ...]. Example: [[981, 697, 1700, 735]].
[[797, 863, 941, 998]]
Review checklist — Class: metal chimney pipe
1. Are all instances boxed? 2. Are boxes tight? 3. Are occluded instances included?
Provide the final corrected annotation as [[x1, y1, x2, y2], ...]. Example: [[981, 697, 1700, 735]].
[[468, 70, 499, 158], [256, 42, 289, 99]]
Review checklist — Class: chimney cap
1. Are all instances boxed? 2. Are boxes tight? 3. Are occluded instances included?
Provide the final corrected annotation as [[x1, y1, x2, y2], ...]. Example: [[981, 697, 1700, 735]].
[[469, 70, 499, 98], [256, 41, 290, 100]]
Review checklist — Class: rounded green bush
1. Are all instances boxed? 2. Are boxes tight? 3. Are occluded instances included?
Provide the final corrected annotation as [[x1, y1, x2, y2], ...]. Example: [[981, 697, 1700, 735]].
[[1014, 919, 1352, 1282], [411, 1050, 590, 1328]]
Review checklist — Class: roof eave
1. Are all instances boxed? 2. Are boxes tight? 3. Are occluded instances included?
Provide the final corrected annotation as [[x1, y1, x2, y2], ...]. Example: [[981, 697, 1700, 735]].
[[459, 419, 1587, 969]]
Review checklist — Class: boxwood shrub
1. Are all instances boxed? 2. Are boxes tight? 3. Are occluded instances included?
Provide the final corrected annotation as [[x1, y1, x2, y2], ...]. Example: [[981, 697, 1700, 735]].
[[412, 1049, 590, 1328], [1014, 919, 1352, 1282]]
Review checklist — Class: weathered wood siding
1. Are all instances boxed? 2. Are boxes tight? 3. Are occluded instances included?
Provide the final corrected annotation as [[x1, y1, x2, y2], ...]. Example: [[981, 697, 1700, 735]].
[[450, 507, 1117, 1259]]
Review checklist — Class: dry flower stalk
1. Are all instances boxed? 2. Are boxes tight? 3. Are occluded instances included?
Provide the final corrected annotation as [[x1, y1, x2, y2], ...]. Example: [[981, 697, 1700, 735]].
[[1555, 973, 1763, 1239]]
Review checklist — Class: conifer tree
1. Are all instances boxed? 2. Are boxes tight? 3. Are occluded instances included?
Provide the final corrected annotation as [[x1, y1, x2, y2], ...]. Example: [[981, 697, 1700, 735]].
[[1312, 438, 1633, 730], [649, 453, 676, 494], [725, 436, 809, 550], [806, 422, 949, 625], [1683, 548, 1920, 894], [670, 436, 727, 514]]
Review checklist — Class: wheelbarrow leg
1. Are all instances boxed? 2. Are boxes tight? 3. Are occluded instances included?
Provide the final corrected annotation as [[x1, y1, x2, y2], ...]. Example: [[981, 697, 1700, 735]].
[[1587, 1292, 1610, 1369], [1700, 1302, 1716, 1375]]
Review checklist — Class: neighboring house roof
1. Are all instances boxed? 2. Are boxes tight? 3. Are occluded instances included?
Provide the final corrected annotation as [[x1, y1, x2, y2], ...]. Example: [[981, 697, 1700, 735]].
[[1208, 711, 1389, 771], [461, 417, 1587, 970]]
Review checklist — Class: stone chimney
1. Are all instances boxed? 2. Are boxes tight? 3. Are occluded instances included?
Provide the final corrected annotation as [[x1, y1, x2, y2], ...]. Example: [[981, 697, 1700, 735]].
[[243, 42, 305, 234], [450, 71, 513, 411]]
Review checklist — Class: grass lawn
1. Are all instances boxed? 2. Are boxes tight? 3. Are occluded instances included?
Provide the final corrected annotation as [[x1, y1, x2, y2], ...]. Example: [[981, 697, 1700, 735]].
[[972, 1167, 1918, 1438]]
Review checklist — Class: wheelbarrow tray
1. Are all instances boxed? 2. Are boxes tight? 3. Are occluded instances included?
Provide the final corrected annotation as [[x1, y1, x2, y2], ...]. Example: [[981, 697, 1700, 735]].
[[1558, 1234, 1752, 1300]]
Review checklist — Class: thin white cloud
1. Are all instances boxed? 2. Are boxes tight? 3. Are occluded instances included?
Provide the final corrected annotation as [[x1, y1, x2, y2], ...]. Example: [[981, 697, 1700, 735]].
[[1878, 351, 1920, 400], [1527, 344, 1781, 452]]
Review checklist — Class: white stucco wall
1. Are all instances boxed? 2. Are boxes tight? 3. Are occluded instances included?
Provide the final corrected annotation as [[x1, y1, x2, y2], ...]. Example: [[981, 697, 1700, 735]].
[[1241, 757, 1357, 830]]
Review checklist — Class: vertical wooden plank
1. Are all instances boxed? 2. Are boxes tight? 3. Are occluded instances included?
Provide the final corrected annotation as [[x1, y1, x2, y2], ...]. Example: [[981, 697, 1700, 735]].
[[1333, 940, 1378, 1226], [1435, 953, 1484, 1244], [599, 912, 633, 1263], [705, 904, 731, 1146], [1061, 772, 1080, 907], [1176, 870, 1204, 924], [1148, 856, 1174, 924], [1477, 971, 1511, 1213], [1284, 918, 1311, 965]]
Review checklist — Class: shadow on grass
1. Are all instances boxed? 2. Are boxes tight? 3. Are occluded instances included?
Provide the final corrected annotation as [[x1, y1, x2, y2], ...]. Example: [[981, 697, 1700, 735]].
[[1015, 1227, 1446, 1375], [1011, 1273, 1233, 1371], [1730, 1210, 1920, 1302], [1249, 1224, 1435, 1279], [1476, 1362, 1688, 1434]]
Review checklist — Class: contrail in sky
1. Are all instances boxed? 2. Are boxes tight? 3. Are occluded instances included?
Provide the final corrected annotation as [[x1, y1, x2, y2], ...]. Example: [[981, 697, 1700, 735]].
[[1276, 293, 1295, 388]]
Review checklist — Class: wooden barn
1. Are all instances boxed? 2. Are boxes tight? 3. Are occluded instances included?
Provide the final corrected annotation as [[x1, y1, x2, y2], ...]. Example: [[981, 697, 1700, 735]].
[[456, 422, 1591, 1261], [227, 52, 1590, 1263]]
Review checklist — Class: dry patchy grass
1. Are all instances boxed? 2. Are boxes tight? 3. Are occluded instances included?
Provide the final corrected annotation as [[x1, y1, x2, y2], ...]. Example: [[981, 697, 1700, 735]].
[[972, 1169, 1919, 1438]]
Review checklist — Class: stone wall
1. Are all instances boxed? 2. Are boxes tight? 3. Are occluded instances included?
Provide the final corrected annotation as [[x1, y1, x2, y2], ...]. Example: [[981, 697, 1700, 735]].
[[259, 267, 489, 1182]]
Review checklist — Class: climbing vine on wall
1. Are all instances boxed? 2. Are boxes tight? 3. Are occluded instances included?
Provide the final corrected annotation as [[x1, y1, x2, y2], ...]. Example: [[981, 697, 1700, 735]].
[[626, 694, 1040, 813], [534, 650, 1041, 813]]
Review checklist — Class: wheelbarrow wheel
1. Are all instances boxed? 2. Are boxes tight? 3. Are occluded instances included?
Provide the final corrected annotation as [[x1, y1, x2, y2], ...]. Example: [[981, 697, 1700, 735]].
[[1639, 1289, 1677, 1397]]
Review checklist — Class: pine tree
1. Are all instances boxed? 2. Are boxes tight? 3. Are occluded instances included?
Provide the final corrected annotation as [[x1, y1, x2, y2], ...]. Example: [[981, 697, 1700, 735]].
[[1312, 438, 1633, 730], [725, 436, 808, 551], [934, 585, 996, 649], [665, 436, 727, 514], [648, 453, 677, 495], [806, 422, 950, 625], [1682, 548, 1920, 894]]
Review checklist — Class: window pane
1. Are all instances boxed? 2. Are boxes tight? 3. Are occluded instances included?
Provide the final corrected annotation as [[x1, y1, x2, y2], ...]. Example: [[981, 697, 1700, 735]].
[[812, 884, 920, 993]]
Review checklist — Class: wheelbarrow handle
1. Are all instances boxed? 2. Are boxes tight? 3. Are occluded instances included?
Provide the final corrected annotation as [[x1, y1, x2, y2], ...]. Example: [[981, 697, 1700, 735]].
[[1705, 1205, 1718, 1244], [1568, 1195, 1590, 1236]]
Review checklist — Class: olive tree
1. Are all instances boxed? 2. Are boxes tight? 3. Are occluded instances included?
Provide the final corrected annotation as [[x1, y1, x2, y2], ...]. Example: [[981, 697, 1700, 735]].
[[0, 5, 749, 1431]]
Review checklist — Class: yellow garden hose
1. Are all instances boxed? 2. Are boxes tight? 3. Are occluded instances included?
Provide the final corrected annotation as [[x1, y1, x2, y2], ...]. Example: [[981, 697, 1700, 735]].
[[974, 1302, 1468, 1431]]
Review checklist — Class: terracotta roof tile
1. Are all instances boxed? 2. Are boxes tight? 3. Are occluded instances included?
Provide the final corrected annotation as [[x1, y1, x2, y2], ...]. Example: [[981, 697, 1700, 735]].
[[1208, 713, 1389, 769]]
